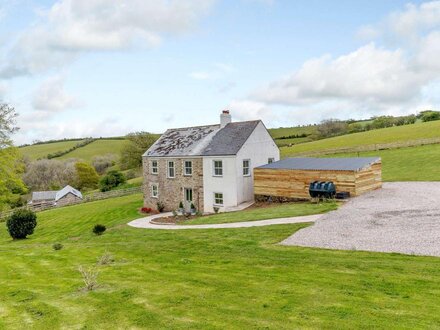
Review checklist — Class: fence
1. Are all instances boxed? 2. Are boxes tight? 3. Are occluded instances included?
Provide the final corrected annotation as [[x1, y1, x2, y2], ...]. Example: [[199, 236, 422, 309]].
[[0, 186, 142, 221], [289, 137, 440, 157]]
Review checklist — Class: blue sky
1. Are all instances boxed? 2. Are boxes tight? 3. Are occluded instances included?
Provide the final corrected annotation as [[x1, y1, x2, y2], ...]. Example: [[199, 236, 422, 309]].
[[0, 0, 438, 144]]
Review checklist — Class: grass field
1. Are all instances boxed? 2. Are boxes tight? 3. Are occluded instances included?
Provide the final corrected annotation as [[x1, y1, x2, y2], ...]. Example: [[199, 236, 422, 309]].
[[1, 194, 440, 328], [268, 126, 316, 139], [281, 120, 440, 156], [327, 144, 440, 181], [57, 139, 129, 163], [19, 140, 85, 160], [185, 201, 337, 225]]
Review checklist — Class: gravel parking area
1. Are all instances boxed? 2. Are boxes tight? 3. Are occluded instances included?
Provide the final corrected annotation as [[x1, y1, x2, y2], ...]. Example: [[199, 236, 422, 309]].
[[281, 182, 440, 257]]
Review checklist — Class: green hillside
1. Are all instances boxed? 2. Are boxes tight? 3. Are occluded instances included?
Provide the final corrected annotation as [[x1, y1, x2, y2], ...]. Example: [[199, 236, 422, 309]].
[[325, 144, 440, 181], [1, 194, 440, 328], [57, 139, 129, 163], [19, 140, 85, 160], [269, 125, 317, 139], [281, 120, 440, 157]]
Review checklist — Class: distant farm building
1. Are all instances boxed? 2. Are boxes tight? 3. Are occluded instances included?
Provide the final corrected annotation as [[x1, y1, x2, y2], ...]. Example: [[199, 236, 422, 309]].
[[254, 157, 382, 200], [30, 185, 83, 207]]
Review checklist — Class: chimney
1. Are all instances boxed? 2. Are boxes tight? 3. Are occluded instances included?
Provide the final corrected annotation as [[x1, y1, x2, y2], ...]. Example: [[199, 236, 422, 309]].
[[220, 110, 232, 128]]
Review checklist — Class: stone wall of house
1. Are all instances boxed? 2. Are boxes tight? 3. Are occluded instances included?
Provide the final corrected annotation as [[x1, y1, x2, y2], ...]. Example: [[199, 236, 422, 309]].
[[56, 193, 82, 207], [143, 157, 204, 212]]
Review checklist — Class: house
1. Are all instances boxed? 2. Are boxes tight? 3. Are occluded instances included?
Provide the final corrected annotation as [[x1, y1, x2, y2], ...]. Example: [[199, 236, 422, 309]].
[[254, 157, 382, 200], [142, 110, 280, 213], [30, 185, 83, 207]]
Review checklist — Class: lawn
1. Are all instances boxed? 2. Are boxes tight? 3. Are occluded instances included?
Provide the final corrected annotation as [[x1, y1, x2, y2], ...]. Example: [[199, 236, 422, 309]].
[[327, 144, 440, 181], [184, 201, 338, 225], [19, 140, 85, 160], [57, 139, 129, 163], [281, 120, 440, 156], [1, 194, 440, 328]]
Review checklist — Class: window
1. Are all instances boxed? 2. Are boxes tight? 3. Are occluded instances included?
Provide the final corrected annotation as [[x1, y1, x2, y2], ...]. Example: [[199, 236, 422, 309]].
[[214, 192, 224, 206], [151, 184, 158, 198], [243, 159, 250, 176], [213, 160, 223, 176], [184, 188, 193, 202], [184, 161, 192, 176], [167, 161, 175, 178], [268, 158, 275, 164], [151, 160, 158, 174]]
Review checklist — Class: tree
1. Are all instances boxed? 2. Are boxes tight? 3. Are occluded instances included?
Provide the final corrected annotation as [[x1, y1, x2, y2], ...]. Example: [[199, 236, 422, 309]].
[[23, 159, 77, 191], [75, 162, 99, 190], [120, 132, 158, 170], [99, 170, 126, 192], [420, 111, 440, 122], [0, 104, 26, 211], [92, 154, 116, 175], [6, 209, 37, 239], [317, 119, 348, 138]]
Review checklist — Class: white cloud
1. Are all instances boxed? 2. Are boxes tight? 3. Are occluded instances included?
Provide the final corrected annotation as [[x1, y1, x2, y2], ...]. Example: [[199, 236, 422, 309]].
[[228, 100, 277, 122], [1, 0, 215, 77], [32, 75, 81, 113], [189, 71, 212, 80], [235, 1, 440, 124]]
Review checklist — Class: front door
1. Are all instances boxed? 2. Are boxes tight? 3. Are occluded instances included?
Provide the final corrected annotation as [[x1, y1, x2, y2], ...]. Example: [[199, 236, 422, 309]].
[[184, 188, 193, 210]]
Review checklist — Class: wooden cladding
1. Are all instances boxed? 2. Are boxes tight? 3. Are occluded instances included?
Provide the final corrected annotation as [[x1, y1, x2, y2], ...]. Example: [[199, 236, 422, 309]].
[[254, 160, 382, 199]]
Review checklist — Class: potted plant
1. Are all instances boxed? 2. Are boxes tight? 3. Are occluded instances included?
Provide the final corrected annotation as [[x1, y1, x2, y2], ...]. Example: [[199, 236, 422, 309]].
[[213, 206, 220, 214], [190, 203, 196, 215], [178, 201, 184, 215]]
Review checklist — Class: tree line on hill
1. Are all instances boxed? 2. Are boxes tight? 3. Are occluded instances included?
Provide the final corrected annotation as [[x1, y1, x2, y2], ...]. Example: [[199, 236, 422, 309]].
[[305, 110, 439, 140]]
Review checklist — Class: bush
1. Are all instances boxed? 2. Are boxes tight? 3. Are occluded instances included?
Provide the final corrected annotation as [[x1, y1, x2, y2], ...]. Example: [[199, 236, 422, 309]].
[[93, 224, 106, 235], [6, 209, 37, 239], [92, 154, 116, 175], [75, 162, 99, 190], [78, 265, 99, 291], [97, 251, 114, 265], [421, 111, 440, 122], [53, 243, 63, 251], [99, 170, 126, 192], [141, 207, 152, 213], [157, 201, 165, 213]]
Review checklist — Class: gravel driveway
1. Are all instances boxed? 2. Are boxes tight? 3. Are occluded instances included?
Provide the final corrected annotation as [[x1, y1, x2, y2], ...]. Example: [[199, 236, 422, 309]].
[[281, 182, 440, 257]]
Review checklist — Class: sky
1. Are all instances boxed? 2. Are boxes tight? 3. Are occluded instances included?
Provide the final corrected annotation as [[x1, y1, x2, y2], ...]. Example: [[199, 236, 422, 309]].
[[0, 0, 439, 145]]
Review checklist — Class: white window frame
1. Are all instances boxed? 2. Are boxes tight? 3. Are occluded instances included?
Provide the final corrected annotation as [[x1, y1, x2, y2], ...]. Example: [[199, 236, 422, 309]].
[[268, 158, 275, 164], [213, 160, 223, 177], [167, 161, 175, 178], [214, 192, 224, 206], [151, 184, 159, 198], [243, 159, 251, 176], [151, 160, 158, 175], [184, 160, 193, 176]]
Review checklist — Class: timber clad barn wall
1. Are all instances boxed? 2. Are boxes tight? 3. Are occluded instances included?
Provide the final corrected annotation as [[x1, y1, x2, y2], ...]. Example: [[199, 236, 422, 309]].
[[254, 157, 382, 199]]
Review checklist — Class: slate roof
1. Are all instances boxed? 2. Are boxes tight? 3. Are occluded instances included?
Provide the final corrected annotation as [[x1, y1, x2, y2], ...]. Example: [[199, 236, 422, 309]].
[[31, 185, 83, 202], [55, 185, 83, 201], [32, 191, 57, 201], [144, 121, 261, 157], [258, 157, 381, 172]]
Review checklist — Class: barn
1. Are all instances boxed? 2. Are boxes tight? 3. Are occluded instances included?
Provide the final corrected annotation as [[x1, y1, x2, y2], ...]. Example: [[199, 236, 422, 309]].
[[254, 157, 382, 200]]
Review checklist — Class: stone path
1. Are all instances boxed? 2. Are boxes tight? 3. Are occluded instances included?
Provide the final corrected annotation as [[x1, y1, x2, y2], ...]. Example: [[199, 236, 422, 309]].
[[127, 212, 320, 230]]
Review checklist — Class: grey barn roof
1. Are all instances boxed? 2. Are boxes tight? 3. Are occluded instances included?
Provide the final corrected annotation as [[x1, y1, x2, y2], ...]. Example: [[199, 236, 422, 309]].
[[258, 157, 381, 172], [144, 120, 261, 157], [32, 191, 57, 201]]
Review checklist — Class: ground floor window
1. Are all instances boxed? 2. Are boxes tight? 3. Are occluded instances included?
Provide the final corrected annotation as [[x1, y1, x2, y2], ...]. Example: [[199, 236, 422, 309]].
[[214, 192, 224, 206], [184, 188, 193, 202], [151, 184, 158, 198]]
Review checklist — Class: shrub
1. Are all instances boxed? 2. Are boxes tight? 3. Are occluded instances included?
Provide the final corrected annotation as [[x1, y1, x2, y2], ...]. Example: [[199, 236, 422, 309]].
[[75, 162, 99, 190], [97, 251, 114, 265], [213, 207, 220, 214], [53, 243, 63, 251], [78, 265, 99, 291], [93, 224, 106, 235], [190, 203, 196, 210], [421, 111, 440, 122], [99, 170, 126, 192], [157, 201, 165, 213], [141, 207, 152, 213], [6, 209, 37, 239]]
